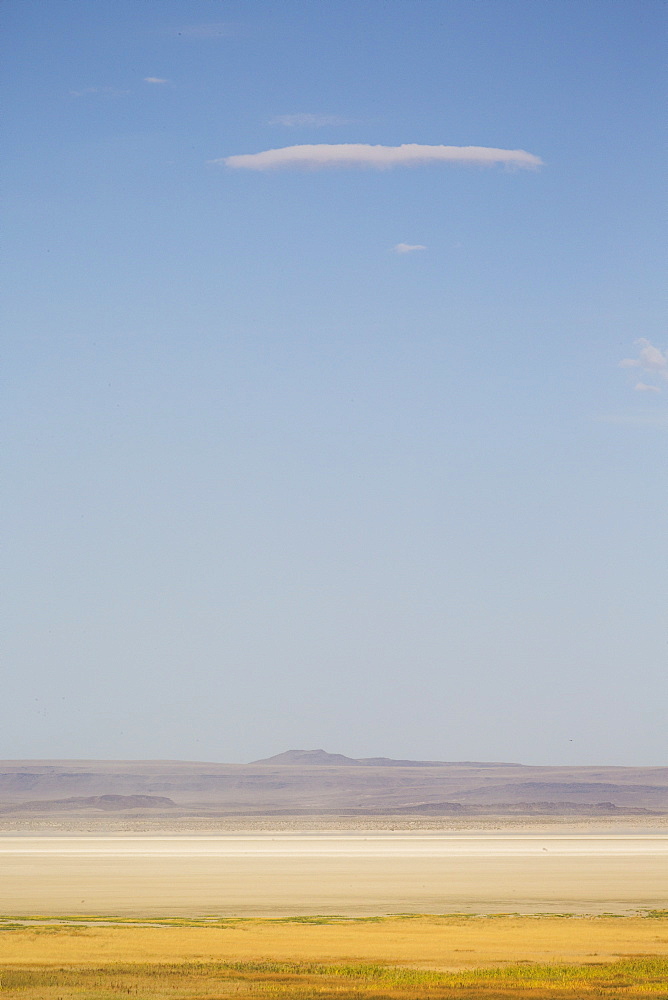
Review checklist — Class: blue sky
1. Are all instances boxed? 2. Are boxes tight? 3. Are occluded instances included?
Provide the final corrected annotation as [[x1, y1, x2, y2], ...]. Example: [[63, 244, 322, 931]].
[[3, 0, 666, 764]]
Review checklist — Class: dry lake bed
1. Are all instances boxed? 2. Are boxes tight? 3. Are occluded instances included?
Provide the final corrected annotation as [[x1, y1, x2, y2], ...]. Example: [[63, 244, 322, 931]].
[[1, 830, 666, 916]]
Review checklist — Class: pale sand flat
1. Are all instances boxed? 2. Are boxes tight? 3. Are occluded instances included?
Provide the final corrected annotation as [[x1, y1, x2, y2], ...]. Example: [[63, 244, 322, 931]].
[[1, 832, 666, 916]]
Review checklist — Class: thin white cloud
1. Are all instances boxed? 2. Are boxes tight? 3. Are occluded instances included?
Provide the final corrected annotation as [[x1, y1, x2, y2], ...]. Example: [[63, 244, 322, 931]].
[[619, 338, 668, 392], [217, 143, 544, 171], [638, 339, 668, 373], [393, 243, 426, 254], [269, 114, 350, 127], [145, 77, 168, 84]]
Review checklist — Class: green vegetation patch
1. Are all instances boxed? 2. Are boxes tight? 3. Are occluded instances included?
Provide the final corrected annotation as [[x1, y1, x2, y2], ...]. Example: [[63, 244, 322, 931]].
[[2, 958, 668, 999]]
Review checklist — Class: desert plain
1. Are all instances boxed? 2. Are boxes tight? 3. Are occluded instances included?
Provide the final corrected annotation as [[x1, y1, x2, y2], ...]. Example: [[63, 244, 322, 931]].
[[1, 829, 667, 917], [2, 754, 667, 997]]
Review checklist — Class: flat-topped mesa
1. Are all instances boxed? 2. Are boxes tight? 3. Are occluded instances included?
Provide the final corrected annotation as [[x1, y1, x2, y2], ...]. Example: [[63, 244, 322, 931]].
[[250, 749, 518, 767], [0, 794, 177, 813], [251, 749, 361, 766]]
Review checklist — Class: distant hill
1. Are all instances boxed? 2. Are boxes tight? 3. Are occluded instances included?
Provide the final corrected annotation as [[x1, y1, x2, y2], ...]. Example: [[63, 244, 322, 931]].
[[1, 754, 666, 816], [0, 794, 176, 813], [456, 781, 668, 808], [252, 749, 516, 768], [253, 749, 362, 766], [387, 800, 655, 816]]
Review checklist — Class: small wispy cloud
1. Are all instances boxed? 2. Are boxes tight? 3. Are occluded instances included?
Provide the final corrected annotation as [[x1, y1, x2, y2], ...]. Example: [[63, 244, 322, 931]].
[[269, 113, 350, 127], [177, 22, 234, 38], [144, 77, 168, 84], [216, 143, 544, 171], [619, 338, 668, 392], [393, 243, 426, 254]]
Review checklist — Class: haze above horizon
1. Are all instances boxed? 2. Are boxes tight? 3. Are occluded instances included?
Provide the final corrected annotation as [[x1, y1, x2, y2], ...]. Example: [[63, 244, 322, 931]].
[[3, 0, 666, 767]]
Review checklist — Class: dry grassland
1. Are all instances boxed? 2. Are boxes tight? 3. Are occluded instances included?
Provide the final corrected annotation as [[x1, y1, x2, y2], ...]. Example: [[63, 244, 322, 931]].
[[1, 914, 667, 999], [2, 914, 667, 966]]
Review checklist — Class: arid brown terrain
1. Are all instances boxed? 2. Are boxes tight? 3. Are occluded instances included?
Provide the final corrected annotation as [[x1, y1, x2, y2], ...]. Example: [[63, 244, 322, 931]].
[[1, 749, 666, 819]]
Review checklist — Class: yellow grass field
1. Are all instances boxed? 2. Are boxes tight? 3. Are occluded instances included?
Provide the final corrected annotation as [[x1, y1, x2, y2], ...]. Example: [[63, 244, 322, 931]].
[[2, 914, 667, 998]]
